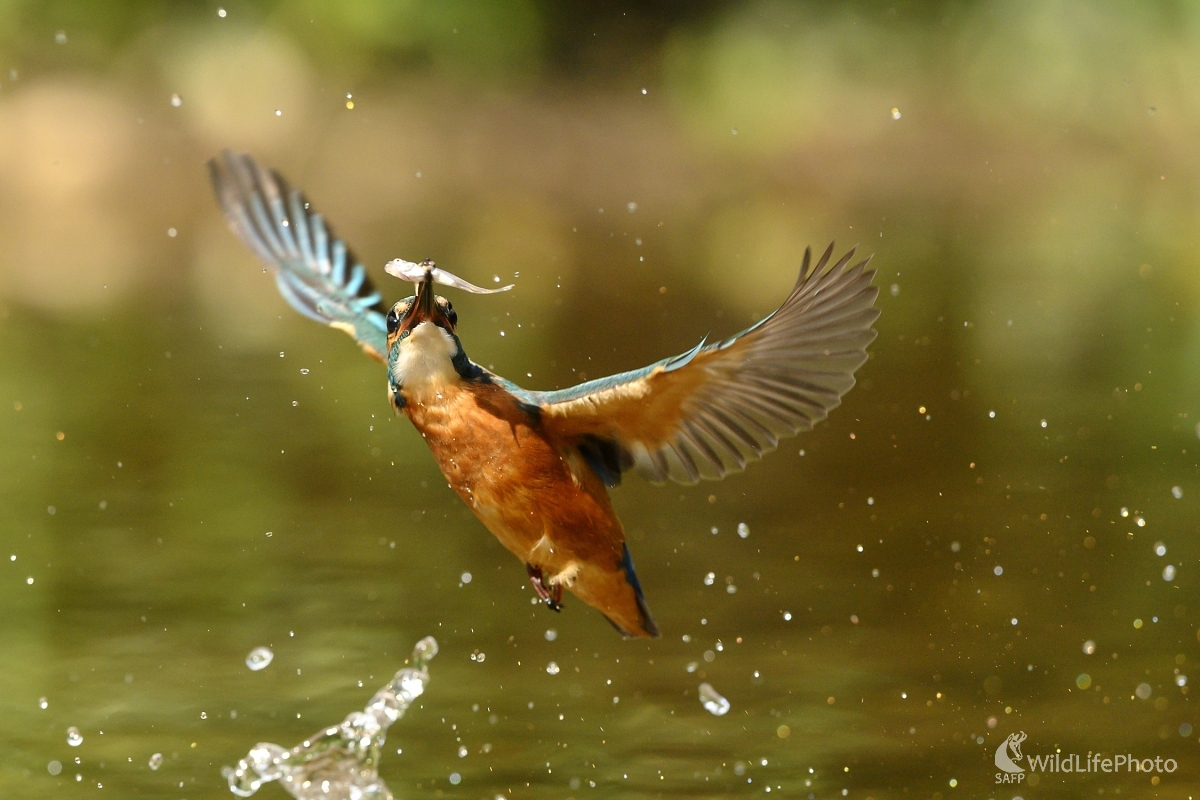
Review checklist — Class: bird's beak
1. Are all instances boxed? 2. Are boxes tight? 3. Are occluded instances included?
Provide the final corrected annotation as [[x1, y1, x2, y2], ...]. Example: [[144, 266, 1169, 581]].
[[399, 267, 449, 332], [415, 268, 435, 319]]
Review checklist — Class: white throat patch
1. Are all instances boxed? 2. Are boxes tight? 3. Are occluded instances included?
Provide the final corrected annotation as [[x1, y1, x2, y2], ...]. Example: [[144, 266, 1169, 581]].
[[391, 321, 460, 391]]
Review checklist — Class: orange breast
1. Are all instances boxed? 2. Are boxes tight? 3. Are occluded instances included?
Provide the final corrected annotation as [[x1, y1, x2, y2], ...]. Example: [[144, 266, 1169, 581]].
[[403, 382, 625, 570]]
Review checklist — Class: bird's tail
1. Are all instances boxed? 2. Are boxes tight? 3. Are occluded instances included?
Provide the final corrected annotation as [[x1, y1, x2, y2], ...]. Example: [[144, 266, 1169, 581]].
[[618, 543, 659, 637], [573, 543, 659, 639]]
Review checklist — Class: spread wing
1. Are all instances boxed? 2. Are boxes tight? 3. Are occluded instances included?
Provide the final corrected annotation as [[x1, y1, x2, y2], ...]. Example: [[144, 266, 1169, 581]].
[[536, 244, 878, 485], [208, 151, 389, 362]]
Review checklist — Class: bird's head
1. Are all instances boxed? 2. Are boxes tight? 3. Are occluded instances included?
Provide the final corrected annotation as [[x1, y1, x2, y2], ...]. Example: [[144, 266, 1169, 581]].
[[385, 261, 459, 343], [385, 261, 465, 400], [382, 258, 511, 404]]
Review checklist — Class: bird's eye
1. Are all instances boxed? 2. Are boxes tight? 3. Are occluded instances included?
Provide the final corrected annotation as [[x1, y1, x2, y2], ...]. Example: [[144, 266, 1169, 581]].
[[386, 308, 400, 334], [444, 302, 457, 327]]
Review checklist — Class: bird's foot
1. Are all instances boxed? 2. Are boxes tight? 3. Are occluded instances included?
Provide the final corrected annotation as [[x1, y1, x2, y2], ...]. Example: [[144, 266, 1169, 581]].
[[526, 564, 563, 612], [547, 561, 580, 588]]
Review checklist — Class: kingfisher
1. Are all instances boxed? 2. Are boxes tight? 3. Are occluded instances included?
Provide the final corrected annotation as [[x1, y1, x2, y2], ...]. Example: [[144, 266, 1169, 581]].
[[210, 151, 879, 638]]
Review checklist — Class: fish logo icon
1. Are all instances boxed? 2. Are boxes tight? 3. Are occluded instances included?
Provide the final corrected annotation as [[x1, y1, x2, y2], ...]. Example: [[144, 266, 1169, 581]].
[[995, 731, 1027, 773]]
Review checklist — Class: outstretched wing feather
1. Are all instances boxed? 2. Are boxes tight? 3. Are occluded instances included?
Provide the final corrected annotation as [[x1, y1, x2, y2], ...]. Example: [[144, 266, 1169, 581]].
[[208, 151, 389, 362], [535, 243, 879, 484]]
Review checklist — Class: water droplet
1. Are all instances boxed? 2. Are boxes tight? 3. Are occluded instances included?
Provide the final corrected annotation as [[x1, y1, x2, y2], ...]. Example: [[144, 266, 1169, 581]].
[[460, 571, 472, 584], [275, 109, 282, 117], [1136, 516, 1146, 527], [726, 584, 736, 594], [1155, 541, 1167, 556], [67, 727, 83, 746], [39, 696, 48, 709], [299, 368, 309, 375], [1176, 674, 1188, 687], [703, 572, 715, 586], [891, 107, 901, 120], [627, 202, 637, 213], [1082, 640, 1096, 655], [1120, 507, 1129, 517], [167, 227, 177, 238], [545, 661, 560, 675], [544, 629, 557, 641], [950, 541, 961, 552], [1076, 673, 1092, 690], [457, 746, 468, 758], [993, 565, 1003, 576], [737, 522, 749, 538], [988, 410, 995, 418], [1040, 419, 1048, 428], [1163, 564, 1177, 581], [148, 752, 163, 770], [55, 30, 67, 44], [245, 646, 274, 671], [1136, 682, 1152, 699], [1181, 723, 1194, 737], [698, 683, 730, 715], [686, 661, 697, 673], [782, 611, 792, 621], [449, 772, 462, 785], [170, 93, 182, 107], [1172, 486, 1183, 499], [217, 7, 226, 17], [889, 283, 900, 297], [1134, 618, 1143, 629]]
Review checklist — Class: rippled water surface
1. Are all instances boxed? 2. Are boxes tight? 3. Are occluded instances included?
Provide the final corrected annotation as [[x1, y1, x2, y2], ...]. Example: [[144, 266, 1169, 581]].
[[5, 273, 1197, 799], [4, 4, 1200, 799]]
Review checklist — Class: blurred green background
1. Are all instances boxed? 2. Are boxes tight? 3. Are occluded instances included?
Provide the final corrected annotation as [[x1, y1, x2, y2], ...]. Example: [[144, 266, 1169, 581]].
[[3, 1, 1200, 798]]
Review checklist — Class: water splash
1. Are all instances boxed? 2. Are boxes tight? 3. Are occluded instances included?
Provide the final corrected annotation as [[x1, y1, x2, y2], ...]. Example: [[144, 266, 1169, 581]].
[[698, 682, 730, 716], [246, 646, 274, 671], [223, 636, 438, 799]]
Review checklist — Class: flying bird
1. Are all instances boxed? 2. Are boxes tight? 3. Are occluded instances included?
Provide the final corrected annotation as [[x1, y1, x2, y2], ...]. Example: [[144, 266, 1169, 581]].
[[209, 152, 879, 638]]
